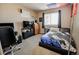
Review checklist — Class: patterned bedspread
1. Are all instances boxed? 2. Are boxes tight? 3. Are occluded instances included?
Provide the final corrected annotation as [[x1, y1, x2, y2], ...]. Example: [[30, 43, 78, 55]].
[[40, 31, 76, 53]]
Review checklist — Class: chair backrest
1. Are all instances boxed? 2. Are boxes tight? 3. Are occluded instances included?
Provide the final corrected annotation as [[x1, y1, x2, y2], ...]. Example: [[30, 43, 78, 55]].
[[0, 27, 16, 49], [0, 23, 14, 28]]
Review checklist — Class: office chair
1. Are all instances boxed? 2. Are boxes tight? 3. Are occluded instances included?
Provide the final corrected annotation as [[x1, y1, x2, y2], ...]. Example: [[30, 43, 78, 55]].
[[0, 27, 22, 55]]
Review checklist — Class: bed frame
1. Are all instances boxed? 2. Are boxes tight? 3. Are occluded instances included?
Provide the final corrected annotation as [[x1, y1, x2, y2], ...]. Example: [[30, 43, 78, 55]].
[[39, 41, 77, 55]]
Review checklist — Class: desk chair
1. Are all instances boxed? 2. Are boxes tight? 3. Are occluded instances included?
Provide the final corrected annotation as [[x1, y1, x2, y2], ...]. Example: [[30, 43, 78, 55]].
[[0, 27, 22, 55]]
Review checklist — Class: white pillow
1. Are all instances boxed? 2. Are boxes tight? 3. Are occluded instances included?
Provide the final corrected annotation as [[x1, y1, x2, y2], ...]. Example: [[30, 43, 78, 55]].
[[50, 27, 59, 32]]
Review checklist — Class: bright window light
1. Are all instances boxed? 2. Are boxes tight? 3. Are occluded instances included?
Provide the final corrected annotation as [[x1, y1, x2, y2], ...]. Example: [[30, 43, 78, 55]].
[[44, 12, 59, 27]]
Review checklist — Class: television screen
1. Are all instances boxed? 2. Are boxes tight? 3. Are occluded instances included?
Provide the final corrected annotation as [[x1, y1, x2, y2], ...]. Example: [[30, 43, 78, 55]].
[[23, 21, 29, 27]]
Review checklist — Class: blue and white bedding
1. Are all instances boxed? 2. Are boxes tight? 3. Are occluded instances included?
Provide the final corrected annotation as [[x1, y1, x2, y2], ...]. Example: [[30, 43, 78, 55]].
[[40, 31, 76, 53]]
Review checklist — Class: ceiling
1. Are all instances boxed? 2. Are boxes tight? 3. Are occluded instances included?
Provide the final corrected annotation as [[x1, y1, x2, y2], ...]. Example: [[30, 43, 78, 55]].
[[19, 3, 69, 11]]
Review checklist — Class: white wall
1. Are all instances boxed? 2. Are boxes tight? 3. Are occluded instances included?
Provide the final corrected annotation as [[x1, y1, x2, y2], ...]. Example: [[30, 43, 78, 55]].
[[37, 5, 71, 28], [0, 4, 37, 34], [72, 4, 79, 54]]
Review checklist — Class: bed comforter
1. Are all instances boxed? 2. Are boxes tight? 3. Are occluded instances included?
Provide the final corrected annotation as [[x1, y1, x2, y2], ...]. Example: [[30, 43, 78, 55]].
[[39, 31, 77, 54]]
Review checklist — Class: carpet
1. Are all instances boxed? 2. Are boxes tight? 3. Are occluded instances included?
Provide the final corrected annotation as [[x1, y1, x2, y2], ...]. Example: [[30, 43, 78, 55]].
[[14, 34, 60, 55]]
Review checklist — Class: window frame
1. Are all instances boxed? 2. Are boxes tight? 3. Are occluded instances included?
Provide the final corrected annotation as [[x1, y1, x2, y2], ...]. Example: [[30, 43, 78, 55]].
[[44, 11, 59, 28]]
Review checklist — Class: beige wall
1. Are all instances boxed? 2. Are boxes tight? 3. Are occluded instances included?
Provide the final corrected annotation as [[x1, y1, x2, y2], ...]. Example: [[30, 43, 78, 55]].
[[0, 4, 71, 34], [0, 4, 37, 34], [72, 4, 79, 54], [37, 5, 71, 28]]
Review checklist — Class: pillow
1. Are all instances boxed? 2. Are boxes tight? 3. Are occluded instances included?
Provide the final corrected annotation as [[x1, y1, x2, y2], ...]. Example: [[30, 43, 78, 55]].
[[50, 27, 59, 32]]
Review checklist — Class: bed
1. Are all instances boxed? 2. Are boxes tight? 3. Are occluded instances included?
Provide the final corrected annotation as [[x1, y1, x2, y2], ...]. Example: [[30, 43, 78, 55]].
[[39, 30, 77, 55]]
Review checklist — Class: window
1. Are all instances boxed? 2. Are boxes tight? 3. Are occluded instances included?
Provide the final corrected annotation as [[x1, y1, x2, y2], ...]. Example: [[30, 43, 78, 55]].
[[44, 12, 59, 27]]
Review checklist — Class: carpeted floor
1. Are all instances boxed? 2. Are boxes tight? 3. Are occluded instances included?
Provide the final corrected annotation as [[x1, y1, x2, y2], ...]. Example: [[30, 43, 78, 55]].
[[14, 34, 60, 55]]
